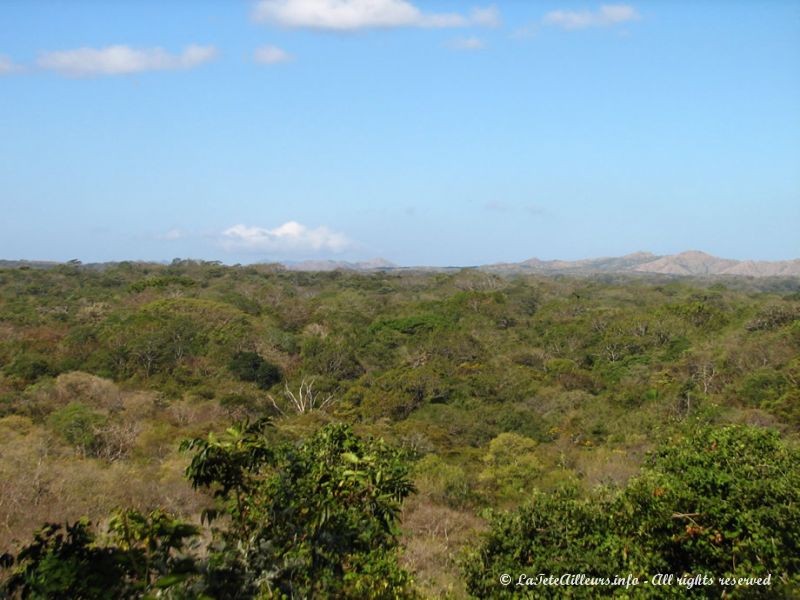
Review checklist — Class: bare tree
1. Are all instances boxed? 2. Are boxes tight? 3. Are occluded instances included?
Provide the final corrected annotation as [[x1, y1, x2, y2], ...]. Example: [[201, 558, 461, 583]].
[[268, 377, 336, 416]]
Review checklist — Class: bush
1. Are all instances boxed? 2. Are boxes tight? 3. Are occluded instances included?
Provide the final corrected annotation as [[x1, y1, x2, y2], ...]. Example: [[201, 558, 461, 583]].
[[414, 454, 471, 508], [478, 432, 541, 505], [301, 336, 364, 380], [219, 392, 264, 418], [4, 421, 418, 599], [182, 420, 418, 598], [228, 351, 282, 389], [736, 368, 787, 407], [1, 512, 199, 600], [464, 425, 800, 598], [48, 402, 105, 455], [4, 354, 57, 384]]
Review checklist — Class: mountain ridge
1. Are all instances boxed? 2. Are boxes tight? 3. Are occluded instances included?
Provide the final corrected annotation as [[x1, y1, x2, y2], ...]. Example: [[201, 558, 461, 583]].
[[483, 250, 800, 277], [2, 252, 799, 277], [277, 251, 800, 277]]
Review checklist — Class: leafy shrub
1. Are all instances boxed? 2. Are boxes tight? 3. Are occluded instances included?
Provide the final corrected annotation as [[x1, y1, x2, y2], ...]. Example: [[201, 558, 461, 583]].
[[219, 392, 264, 418], [464, 425, 800, 598], [414, 454, 471, 508], [746, 304, 799, 331], [761, 388, 800, 428], [48, 402, 105, 455], [182, 420, 417, 598], [301, 335, 364, 380], [4, 421, 419, 599], [369, 314, 454, 336], [1, 520, 134, 599], [3, 354, 57, 384], [478, 432, 541, 505], [1, 511, 199, 600], [228, 351, 282, 389], [127, 275, 195, 293], [734, 368, 787, 407]]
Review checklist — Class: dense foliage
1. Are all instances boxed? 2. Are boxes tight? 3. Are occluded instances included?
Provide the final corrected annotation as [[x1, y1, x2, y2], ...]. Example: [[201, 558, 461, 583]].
[[2, 421, 416, 599], [229, 351, 283, 390], [1, 511, 199, 599], [464, 425, 800, 598], [0, 261, 798, 597], [183, 420, 416, 599]]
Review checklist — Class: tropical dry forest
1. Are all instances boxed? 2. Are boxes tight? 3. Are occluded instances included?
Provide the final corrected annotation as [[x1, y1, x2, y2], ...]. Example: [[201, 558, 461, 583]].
[[0, 261, 798, 598]]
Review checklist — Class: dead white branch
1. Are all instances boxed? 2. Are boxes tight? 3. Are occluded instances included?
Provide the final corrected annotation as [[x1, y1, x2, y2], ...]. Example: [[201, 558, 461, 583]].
[[268, 377, 336, 416]]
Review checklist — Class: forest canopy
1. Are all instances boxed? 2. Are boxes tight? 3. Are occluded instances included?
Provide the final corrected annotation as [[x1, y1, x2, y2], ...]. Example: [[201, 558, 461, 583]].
[[0, 261, 798, 598]]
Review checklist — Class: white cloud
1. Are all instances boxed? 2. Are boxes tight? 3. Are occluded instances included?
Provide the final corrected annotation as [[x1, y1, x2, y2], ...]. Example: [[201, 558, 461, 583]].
[[543, 5, 639, 30], [0, 54, 23, 74], [253, 0, 499, 31], [220, 222, 352, 254], [511, 23, 538, 39], [449, 37, 485, 51], [254, 45, 293, 64], [37, 44, 217, 77], [470, 6, 501, 28]]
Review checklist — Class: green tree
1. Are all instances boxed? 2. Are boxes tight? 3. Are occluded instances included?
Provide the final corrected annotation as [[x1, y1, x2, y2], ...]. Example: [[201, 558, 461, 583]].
[[478, 432, 541, 505], [1, 511, 199, 600], [48, 402, 105, 456], [464, 425, 800, 598], [228, 351, 282, 390], [180, 417, 274, 536], [4, 421, 417, 599], [184, 422, 417, 599]]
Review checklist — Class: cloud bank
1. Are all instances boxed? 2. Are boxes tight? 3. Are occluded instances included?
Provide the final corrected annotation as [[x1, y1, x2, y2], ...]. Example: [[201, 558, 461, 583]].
[[543, 5, 639, 30], [253, 0, 499, 31], [221, 222, 352, 254], [254, 45, 293, 64], [0, 54, 22, 74], [37, 45, 217, 77], [449, 37, 485, 51]]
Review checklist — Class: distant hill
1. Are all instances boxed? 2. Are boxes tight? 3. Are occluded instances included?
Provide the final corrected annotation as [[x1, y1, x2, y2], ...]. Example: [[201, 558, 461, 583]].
[[483, 251, 660, 275], [277, 251, 800, 277], [480, 251, 800, 278], [0, 259, 61, 269], [2, 252, 799, 277], [630, 251, 740, 276], [280, 258, 397, 272]]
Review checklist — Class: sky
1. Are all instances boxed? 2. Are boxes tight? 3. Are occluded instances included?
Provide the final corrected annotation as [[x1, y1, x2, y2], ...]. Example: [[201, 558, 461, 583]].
[[1, 0, 799, 266]]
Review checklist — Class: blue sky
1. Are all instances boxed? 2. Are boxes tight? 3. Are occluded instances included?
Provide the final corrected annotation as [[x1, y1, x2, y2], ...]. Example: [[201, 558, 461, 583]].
[[1, 1, 799, 265]]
